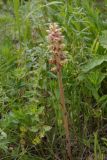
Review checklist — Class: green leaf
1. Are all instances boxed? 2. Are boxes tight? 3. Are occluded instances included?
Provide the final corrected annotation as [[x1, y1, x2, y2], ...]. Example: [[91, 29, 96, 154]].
[[43, 125, 51, 132], [82, 55, 107, 73], [99, 30, 107, 49], [29, 126, 39, 133]]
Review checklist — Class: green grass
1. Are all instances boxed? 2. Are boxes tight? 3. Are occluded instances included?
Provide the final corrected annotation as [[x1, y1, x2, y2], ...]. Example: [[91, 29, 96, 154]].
[[0, 0, 107, 159]]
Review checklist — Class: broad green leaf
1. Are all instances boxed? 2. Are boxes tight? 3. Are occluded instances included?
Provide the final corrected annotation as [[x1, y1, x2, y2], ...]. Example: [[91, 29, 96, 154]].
[[82, 55, 107, 73], [99, 30, 107, 49]]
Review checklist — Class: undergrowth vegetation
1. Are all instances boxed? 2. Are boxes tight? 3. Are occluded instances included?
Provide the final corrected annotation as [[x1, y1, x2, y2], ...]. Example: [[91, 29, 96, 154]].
[[0, 0, 107, 159]]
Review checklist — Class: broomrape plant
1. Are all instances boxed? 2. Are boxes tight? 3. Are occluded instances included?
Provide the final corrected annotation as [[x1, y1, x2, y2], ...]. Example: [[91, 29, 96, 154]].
[[47, 23, 72, 160]]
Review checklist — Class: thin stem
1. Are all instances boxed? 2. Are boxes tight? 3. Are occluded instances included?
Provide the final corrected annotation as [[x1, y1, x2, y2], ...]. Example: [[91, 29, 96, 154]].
[[56, 55, 72, 160]]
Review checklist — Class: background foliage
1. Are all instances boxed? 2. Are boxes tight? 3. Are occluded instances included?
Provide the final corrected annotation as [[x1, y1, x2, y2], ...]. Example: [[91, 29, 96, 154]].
[[0, 0, 107, 159]]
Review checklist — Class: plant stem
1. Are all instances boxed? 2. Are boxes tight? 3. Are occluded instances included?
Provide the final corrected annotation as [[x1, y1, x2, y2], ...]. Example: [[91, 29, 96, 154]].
[[56, 55, 72, 160]]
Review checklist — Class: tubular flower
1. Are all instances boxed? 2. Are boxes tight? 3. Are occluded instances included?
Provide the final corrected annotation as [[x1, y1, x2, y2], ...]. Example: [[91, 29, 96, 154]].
[[47, 23, 67, 71]]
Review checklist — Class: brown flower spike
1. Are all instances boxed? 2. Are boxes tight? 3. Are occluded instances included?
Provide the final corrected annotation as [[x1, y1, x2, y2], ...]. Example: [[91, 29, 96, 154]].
[[47, 23, 72, 160]]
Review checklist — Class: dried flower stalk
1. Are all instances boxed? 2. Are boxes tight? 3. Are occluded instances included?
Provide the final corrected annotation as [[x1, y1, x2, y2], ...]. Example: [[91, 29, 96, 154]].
[[47, 23, 72, 160]]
